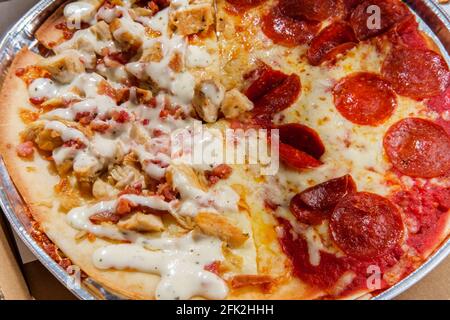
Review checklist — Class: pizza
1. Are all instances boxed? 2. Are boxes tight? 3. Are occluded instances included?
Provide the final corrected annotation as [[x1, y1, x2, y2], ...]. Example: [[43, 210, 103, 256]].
[[0, 0, 449, 300]]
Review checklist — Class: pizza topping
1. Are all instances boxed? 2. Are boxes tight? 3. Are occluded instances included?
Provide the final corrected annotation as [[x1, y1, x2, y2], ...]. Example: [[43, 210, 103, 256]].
[[383, 118, 450, 178], [389, 16, 428, 50], [194, 212, 248, 248], [92, 232, 228, 300], [205, 164, 233, 185], [192, 80, 225, 123], [89, 211, 121, 224], [261, 6, 320, 47], [168, 3, 214, 36], [290, 175, 356, 225], [307, 21, 357, 66], [278, 123, 325, 160], [330, 192, 404, 259], [16, 141, 35, 158], [220, 89, 254, 119], [117, 212, 165, 232], [382, 47, 450, 99], [290, 196, 327, 225], [279, 143, 322, 170], [278, 0, 345, 22], [350, 0, 411, 40], [251, 74, 301, 117], [37, 50, 86, 84], [333, 72, 397, 126], [300, 175, 357, 211]]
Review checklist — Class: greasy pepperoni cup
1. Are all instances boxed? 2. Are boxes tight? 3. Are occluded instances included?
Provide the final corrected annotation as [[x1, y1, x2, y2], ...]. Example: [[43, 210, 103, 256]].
[[330, 192, 404, 259], [333, 72, 397, 126], [382, 47, 450, 100], [383, 118, 450, 178]]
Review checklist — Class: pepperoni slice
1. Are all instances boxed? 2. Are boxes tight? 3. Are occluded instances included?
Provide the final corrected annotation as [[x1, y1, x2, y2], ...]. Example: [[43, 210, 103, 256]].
[[252, 74, 302, 116], [290, 175, 356, 225], [300, 175, 357, 211], [382, 47, 449, 99], [278, 123, 325, 159], [383, 118, 450, 178], [330, 192, 404, 259], [290, 196, 326, 225], [279, 143, 322, 170], [333, 72, 397, 126], [245, 64, 288, 102], [350, 0, 411, 41], [307, 21, 357, 66], [343, 0, 364, 17], [261, 6, 320, 47], [278, 0, 345, 22], [389, 16, 428, 50]]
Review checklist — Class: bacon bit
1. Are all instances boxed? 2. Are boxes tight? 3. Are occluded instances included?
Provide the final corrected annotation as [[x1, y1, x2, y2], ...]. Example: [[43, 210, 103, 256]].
[[148, 1, 159, 12], [157, 182, 178, 201], [90, 120, 110, 133], [230, 274, 275, 289], [205, 164, 233, 185], [29, 97, 47, 106], [16, 66, 51, 85], [116, 197, 133, 215], [146, 97, 158, 108], [89, 211, 121, 224], [118, 183, 143, 197], [112, 110, 131, 123], [142, 119, 150, 126], [75, 111, 95, 125], [55, 22, 75, 40], [152, 0, 170, 9], [204, 261, 221, 275], [63, 139, 86, 149], [16, 141, 35, 158], [98, 81, 130, 103], [159, 105, 184, 119], [108, 49, 137, 65]]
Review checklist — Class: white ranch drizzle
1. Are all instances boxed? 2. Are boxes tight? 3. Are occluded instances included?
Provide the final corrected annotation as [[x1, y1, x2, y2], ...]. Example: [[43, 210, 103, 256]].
[[93, 233, 228, 300]]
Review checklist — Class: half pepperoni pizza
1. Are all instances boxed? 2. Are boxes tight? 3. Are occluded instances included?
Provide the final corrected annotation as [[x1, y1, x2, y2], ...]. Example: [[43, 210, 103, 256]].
[[0, 0, 449, 300]]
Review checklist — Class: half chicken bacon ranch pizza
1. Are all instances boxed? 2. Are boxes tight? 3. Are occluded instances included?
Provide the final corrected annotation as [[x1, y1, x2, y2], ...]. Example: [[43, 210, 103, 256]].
[[0, 0, 449, 300]]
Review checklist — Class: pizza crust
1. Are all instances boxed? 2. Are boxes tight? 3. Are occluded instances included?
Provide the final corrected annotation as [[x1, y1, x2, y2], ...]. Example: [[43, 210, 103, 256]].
[[35, 2, 68, 49]]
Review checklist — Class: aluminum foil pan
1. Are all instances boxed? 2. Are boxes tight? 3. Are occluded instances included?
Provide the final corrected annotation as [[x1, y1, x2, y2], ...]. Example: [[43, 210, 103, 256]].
[[0, 0, 449, 300]]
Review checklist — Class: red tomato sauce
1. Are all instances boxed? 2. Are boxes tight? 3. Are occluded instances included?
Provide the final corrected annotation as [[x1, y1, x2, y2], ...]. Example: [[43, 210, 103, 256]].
[[392, 183, 449, 255], [277, 218, 403, 297]]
